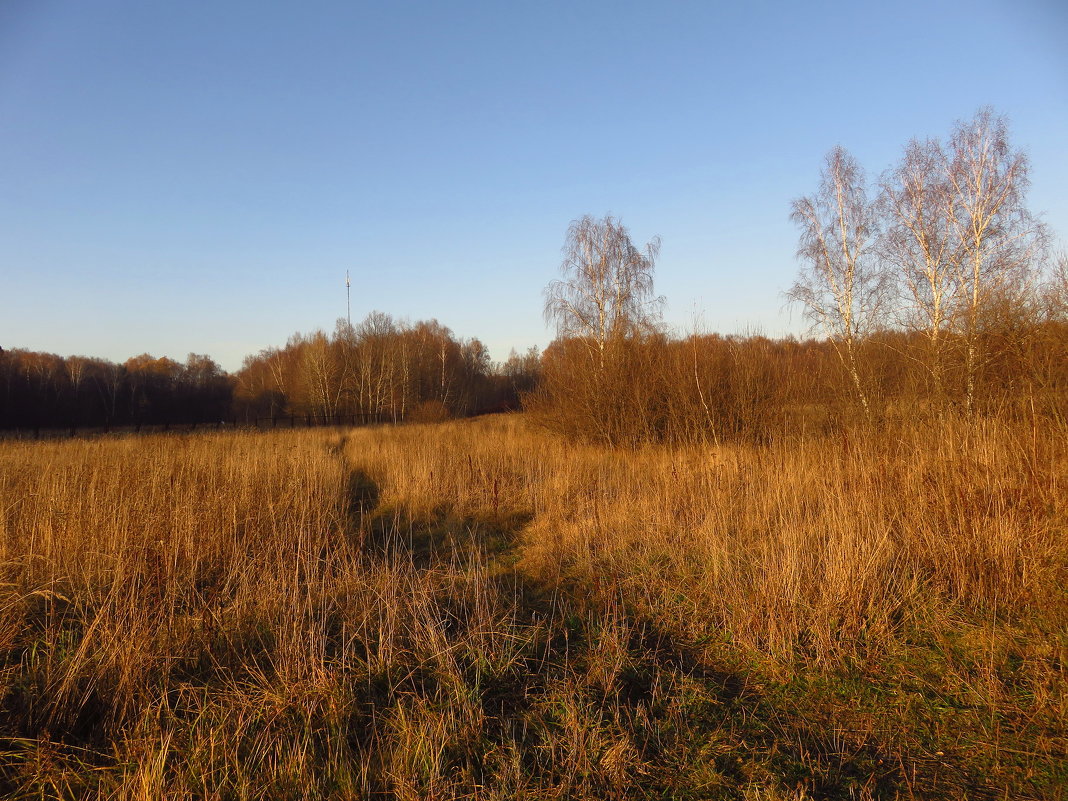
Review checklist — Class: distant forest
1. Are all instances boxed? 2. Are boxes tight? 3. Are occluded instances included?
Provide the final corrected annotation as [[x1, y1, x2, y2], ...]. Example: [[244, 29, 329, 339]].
[[0, 318, 540, 432], [3, 309, 1065, 439]]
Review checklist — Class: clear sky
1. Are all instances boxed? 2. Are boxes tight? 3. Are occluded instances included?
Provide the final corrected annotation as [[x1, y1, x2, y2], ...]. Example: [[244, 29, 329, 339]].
[[2, 0, 1066, 371]]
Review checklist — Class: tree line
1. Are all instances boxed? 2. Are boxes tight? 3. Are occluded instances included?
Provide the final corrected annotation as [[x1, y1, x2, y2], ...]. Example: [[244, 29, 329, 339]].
[[233, 315, 539, 424], [0, 319, 540, 432], [0, 350, 233, 431]]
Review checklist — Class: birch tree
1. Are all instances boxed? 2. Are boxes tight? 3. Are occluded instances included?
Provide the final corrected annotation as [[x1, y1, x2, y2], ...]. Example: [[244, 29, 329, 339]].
[[879, 137, 959, 398], [943, 108, 1047, 413], [541, 215, 663, 445], [544, 215, 662, 370], [788, 146, 886, 418]]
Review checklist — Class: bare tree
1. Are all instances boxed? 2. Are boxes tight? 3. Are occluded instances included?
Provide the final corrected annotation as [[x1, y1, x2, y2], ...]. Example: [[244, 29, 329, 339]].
[[788, 146, 886, 418], [544, 215, 663, 370], [879, 137, 960, 398], [943, 108, 1048, 412], [539, 215, 664, 445], [300, 331, 342, 417]]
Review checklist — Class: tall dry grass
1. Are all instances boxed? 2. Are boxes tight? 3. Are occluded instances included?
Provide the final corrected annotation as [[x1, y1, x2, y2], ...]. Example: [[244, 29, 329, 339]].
[[346, 414, 1066, 663], [343, 414, 1068, 796], [0, 431, 357, 795], [0, 416, 1064, 798]]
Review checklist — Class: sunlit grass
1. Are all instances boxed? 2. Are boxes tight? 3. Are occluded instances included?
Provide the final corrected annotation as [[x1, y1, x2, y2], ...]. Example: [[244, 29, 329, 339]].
[[0, 416, 1064, 798]]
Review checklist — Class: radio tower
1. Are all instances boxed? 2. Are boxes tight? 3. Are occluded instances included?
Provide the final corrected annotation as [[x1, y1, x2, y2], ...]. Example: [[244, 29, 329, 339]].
[[346, 270, 351, 331]]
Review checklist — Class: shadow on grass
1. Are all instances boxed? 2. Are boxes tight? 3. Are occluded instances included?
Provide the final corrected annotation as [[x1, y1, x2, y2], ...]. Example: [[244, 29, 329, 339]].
[[339, 468, 919, 800], [0, 464, 1021, 800]]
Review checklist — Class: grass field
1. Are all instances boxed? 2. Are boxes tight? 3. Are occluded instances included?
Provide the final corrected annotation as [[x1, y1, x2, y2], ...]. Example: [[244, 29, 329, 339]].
[[0, 414, 1065, 799]]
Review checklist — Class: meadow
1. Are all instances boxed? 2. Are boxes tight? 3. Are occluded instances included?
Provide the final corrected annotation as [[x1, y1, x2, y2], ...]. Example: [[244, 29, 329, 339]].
[[0, 413, 1064, 799]]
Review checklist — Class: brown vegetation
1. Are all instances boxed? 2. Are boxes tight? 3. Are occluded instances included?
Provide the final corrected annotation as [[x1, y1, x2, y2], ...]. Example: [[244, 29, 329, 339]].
[[529, 111, 1065, 449], [233, 317, 534, 424], [1, 320, 536, 433], [0, 351, 233, 432], [0, 413, 1064, 798]]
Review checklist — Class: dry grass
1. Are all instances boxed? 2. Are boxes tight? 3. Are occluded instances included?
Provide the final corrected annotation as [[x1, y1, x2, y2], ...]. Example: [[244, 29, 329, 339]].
[[0, 416, 1065, 798], [347, 414, 1066, 659]]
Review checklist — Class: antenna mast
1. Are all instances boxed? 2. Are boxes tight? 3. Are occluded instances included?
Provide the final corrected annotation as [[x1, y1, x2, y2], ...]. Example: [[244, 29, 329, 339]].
[[346, 270, 351, 331]]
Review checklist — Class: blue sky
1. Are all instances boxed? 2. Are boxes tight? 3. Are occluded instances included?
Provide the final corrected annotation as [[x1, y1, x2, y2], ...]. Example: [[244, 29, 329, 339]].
[[2, 0, 1066, 371]]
